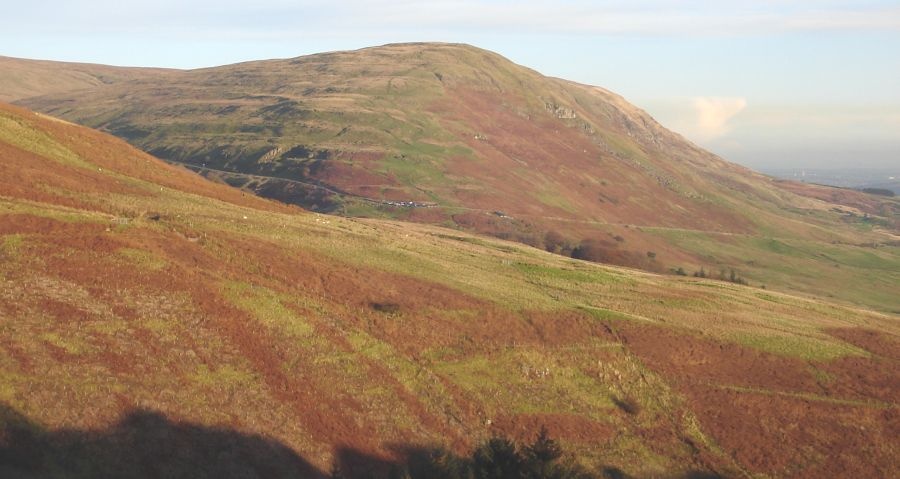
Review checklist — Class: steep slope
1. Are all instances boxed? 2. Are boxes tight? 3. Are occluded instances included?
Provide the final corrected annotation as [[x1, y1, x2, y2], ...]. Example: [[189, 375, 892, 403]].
[[2, 104, 899, 478], [0, 55, 172, 103], [12, 43, 900, 312]]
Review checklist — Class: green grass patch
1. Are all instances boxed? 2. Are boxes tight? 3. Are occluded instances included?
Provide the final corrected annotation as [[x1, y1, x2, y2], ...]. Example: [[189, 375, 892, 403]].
[[0, 112, 93, 169], [579, 305, 635, 323], [597, 131, 648, 162], [514, 262, 621, 285], [434, 348, 616, 419], [347, 330, 457, 414], [191, 364, 256, 388], [647, 227, 900, 313], [378, 152, 446, 186], [340, 201, 397, 218], [535, 188, 577, 214], [756, 238, 805, 257], [221, 281, 314, 339], [1, 234, 24, 257], [433, 234, 521, 253], [0, 201, 107, 224], [731, 332, 867, 361], [715, 384, 890, 408]]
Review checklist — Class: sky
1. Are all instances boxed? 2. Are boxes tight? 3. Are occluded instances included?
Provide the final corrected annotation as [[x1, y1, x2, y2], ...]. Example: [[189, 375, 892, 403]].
[[2, 1, 899, 171]]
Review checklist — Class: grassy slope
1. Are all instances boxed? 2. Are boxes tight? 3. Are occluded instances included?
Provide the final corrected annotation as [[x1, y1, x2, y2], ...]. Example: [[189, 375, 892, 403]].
[[0, 55, 173, 103], [14, 43, 900, 314], [1, 104, 898, 478]]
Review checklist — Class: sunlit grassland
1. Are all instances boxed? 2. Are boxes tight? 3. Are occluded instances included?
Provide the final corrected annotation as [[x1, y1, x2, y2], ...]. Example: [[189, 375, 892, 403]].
[[219, 279, 443, 438], [0, 110, 93, 169], [648, 226, 900, 313], [5, 146, 892, 381], [88, 177, 897, 366]]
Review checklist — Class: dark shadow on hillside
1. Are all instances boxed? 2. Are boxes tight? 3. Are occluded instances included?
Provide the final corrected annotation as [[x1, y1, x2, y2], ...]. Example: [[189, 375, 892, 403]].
[[0, 403, 731, 479], [333, 445, 731, 479], [0, 403, 325, 479]]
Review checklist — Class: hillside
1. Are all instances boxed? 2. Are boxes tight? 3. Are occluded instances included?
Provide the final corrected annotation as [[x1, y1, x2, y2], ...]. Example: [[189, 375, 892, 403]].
[[10, 43, 899, 313], [0, 55, 172, 103], [1, 104, 899, 478]]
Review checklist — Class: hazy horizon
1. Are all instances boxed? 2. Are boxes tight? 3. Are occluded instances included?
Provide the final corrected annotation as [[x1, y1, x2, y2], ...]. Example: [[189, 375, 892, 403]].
[[3, 1, 898, 170]]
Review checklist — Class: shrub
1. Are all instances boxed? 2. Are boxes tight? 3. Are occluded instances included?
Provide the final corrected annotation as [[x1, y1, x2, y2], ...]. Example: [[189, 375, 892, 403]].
[[572, 239, 616, 263], [370, 302, 401, 313], [544, 230, 574, 255], [612, 396, 641, 415]]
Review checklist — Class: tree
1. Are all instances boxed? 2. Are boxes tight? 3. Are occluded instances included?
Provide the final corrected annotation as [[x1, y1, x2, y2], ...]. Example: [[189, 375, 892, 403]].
[[525, 426, 563, 465], [544, 230, 571, 255], [408, 447, 473, 479], [473, 437, 524, 479], [523, 426, 566, 479]]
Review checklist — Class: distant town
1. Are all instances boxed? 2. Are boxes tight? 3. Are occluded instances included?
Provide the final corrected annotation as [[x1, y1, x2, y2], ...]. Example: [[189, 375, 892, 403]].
[[763, 167, 900, 195]]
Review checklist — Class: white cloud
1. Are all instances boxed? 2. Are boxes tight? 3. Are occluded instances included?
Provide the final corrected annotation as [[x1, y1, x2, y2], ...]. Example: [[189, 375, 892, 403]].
[[691, 97, 748, 141], [641, 100, 900, 168]]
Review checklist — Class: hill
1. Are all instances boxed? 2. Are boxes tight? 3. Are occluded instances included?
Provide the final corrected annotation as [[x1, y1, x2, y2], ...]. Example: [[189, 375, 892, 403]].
[[0, 55, 172, 103], [10, 43, 899, 313], [1, 103, 899, 478]]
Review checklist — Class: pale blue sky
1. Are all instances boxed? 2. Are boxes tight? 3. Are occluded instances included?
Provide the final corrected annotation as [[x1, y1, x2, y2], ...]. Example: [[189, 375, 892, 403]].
[[2, 1, 898, 170]]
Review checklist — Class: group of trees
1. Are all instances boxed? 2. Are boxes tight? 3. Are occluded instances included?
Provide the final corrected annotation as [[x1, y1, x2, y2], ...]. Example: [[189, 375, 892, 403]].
[[543, 230, 752, 285], [544, 231, 659, 271], [695, 267, 748, 285], [674, 267, 748, 285], [859, 187, 895, 197]]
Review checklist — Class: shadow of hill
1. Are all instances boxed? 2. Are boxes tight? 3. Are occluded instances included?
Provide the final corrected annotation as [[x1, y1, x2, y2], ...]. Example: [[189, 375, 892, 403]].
[[333, 445, 730, 479], [0, 403, 324, 479], [0, 403, 730, 479]]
